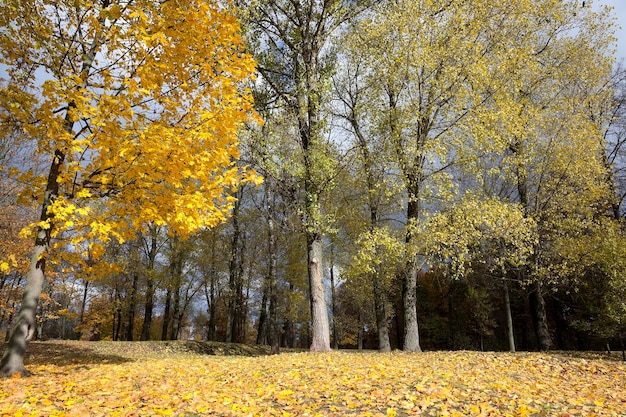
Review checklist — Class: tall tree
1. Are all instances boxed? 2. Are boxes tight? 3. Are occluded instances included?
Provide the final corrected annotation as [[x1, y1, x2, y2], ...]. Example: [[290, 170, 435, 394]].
[[0, 0, 258, 376], [242, 0, 366, 351], [340, 0, 615, 352]]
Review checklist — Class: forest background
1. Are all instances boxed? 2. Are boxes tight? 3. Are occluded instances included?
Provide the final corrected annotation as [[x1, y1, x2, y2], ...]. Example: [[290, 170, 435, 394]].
[[1, 0, 626, 377]]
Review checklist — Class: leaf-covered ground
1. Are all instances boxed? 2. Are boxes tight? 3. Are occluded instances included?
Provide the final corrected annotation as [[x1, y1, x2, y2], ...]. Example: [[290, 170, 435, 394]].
[[1, 341, 625, 416]]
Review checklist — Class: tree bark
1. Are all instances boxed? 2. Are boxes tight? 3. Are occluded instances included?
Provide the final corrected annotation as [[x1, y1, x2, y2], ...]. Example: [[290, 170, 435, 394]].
[[125, 270, 138, 341], [529, 281, 551, 351], [308, 236, 331, 352], [140, 226, 159, 341], [162, 287, 172, 341], [402, 200, 422, 352], [0, 241, 47, 376], [140, 276, 155, 341], [330, 255, 339, 350], [503, 279, 516, 353], [0, 150, 65, 376], [256, 281, 268, 345], [373, 265, 391, 352], [227, 193, 243, 343]]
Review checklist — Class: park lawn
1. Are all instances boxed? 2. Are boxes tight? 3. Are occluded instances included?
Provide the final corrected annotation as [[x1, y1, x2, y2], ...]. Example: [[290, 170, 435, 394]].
[[0, 341, 625, 416]]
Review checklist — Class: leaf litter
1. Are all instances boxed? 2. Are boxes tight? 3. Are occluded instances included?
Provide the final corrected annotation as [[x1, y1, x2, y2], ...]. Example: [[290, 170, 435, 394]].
[[1, 341, 625, 416]]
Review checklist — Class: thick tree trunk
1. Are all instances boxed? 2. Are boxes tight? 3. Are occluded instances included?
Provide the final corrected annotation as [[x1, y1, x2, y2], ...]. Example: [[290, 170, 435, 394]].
[[529, 281, 551, 351], [503, 279, 516, 353], [308, 236, 331, 352], [0, 243, 47, 376], [402, 259, 421, 352], [402, 197, 422, 352]]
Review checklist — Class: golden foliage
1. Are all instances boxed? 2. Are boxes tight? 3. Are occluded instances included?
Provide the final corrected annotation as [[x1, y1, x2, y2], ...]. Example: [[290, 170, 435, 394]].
[[0, 0, 260, 252], [1, 343, 625, 416]]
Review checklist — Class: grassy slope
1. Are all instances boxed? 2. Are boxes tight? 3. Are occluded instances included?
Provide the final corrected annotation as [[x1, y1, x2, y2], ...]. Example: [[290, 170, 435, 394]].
[[1, 341, 625, 416]]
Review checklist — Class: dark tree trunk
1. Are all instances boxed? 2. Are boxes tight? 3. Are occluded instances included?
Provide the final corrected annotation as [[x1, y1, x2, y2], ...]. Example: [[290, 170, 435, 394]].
[[205, 276, 217, 341], [168, 242, 184, 341], [140, 226, 159, 342], [227, 193, 243, 343], [162, 288, 172, 341], [257, 282, 268, 345], [140, 277, 155, 341], [529, 281, 551, 351], [125, 270, 138, 341], [170, 284, 181, 340], [504, 279, 516, 352], [203, 234, 218, 341]]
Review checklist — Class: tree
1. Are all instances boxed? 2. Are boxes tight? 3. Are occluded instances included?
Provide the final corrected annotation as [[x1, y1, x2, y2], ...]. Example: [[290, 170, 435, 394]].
[[491, 1, 615, 351], [332, 52, 404, 351], [242, 0, 367, 351], [342, 0, 616, 352], [0, 0, 258, 376]]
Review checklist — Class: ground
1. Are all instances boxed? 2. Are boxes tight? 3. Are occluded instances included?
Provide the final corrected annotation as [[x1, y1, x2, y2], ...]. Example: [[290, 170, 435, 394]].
[[1, 341, 625, 416]]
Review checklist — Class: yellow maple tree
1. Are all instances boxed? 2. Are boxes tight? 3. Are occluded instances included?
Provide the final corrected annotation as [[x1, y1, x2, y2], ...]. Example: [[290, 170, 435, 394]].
[[0, 0, 259, 376]]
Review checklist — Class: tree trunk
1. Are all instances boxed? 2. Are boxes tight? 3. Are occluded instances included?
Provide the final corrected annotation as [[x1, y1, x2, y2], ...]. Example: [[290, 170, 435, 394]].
[[168, 244, 184, 341], [80, 280, 89, 325], [503, 279, 516, 353], [162, 287, 172, 341], [402, 197, 422, 352], [265, 183, 280, 354], [140, 227, 159, 341], [330, 257, 339, 350], [529, 281, 551, 351], [140, 277, 155, 341], [227, 193, 243, 343], [170, 282, 181, 340], [307, 236, 331, 352], [357, 310, 364, 351], [257, 282, 268, 345], [0, 242, 47, 376], [0, 146, 65, 376], [373, 265, 391, 352], [203, 234, 218, 341], [125, 270, 138, 341], [402, 260, 421, 352], [0, 5, 105, 374], [205, 275, 217, 341]]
